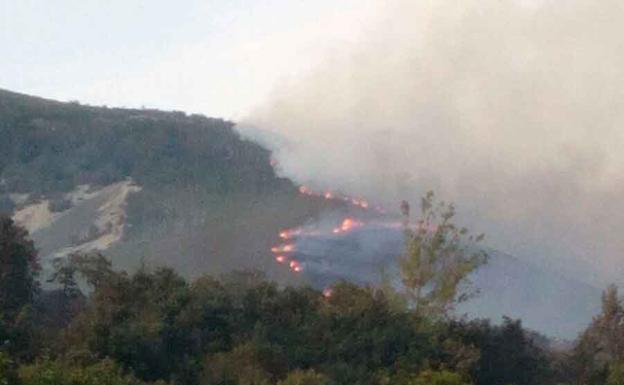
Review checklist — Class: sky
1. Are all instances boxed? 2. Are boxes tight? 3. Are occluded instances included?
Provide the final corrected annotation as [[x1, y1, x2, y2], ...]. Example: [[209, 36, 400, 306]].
[[0, 0, 375, 118], [3, 0, 624, 287]]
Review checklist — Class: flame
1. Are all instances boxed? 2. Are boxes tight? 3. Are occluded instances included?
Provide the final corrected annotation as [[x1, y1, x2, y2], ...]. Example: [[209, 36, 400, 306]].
[[289, 260, 302, 272], [280, 186, 391, 277], [297, 185, 380, 212], [299, 185, 313, 195], [322, 288, 333, 298], [332, 218, 363, 234], [279, 228, 302, 240], [271, 244, 295, 253]]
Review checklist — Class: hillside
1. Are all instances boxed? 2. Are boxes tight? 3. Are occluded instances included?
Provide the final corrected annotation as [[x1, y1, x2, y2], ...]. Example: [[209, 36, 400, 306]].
[[0, 89, 333, 280], [0, 89, 601, 338]]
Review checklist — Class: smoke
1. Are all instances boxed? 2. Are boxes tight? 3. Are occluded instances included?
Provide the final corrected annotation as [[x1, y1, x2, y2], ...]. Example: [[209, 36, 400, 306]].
[[241, 0, 624, 286]]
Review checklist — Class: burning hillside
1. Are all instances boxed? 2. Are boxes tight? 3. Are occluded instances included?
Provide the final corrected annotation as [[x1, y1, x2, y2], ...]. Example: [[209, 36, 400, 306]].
[[269, 180, 406, 286]]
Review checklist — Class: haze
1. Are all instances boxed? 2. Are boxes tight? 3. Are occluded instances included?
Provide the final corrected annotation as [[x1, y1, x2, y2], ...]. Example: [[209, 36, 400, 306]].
[[3, 0, 624, 287], [244, 0, 624, 287]]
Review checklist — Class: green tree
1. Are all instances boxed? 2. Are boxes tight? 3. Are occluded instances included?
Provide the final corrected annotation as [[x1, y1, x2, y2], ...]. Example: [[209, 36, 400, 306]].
[[0, 352, 17, 385], [399, 192, 486, 317], [63, 261, 192, 383], [278, 369, 329, 385], [449, 317, 551, 385], [410, 369, 472, 385], [572, 285, 624, 385], [202, 342, 273, 385], [18, 358, 149, 385], [49, 254, 82, 300], [47, 253, 85, 327], [607, 362, 624, 385], [0, 215, 40, 360], [0, 215, 39, 322]]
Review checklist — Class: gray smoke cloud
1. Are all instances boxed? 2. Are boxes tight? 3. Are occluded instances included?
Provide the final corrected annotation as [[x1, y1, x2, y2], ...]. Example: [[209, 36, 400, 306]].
[[241, 0, 624, 286]]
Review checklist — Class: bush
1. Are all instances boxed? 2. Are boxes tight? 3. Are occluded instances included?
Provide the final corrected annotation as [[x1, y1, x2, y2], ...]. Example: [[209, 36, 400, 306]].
[[278, 369, 329, 385], [18, 358, 143, 385], [0, 353, 17, 385], [410, 370, 472, 385], [48, 196, 72, 213]]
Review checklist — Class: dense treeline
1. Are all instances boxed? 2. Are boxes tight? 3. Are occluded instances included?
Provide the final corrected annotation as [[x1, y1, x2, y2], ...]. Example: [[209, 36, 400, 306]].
[[0, 89, 290, 199], [2, 213, 621, 385], [0, 214, 541, 385]]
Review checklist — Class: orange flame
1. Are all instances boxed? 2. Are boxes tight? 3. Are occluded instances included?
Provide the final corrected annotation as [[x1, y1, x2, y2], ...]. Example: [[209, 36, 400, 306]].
[[279, 228, 302, 240], [289, 260, 302, 272], [297, 186, 381, 212], [332, 218, 363, 234], [271, 244, 295, 253], [275, 255, 286, 263], [299, 185, 313, 195]]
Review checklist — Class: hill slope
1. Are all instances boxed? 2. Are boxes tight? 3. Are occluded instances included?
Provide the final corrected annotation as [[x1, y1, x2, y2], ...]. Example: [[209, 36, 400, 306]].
[[0, 89, 330, 280], [0, 89, 601, 338]]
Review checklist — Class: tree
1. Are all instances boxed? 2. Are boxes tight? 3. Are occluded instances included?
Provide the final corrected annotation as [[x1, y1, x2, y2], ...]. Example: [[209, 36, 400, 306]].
[[607, 362, 624, 385], [63, 261, 192, 383], [0, 216, 40, 361], [448, 317, 551, 385], [0, 215, 39, 323], [572, 285, 624, 385], [278, 369, 329, 385], [399, 192, 486, 317], [410, 370, 472, 385], [202, 342, 274, 385], [46, 254, 86, 328], [18, 358, 149, 385], [0, 352, 17, 385]]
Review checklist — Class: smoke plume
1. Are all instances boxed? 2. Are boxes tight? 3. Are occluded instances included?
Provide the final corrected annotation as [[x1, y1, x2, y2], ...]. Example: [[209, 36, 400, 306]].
[[241, 0, 624, 286]]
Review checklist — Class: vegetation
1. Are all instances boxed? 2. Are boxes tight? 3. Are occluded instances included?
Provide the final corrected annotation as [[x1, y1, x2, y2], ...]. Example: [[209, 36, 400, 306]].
[[0, 89, 335, 279], [0, 90, 620, 384], [0, 89, 287, 196], [399, 192, 487, 317], [0, 194, 612, 385]]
